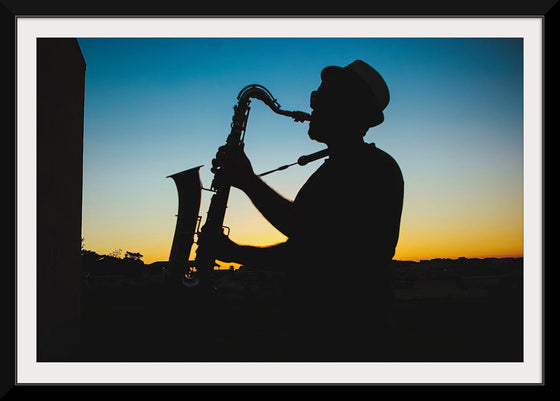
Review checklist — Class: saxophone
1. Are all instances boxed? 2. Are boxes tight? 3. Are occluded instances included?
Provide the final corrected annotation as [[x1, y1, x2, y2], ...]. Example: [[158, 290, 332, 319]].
[[167, 84, 311, 291]]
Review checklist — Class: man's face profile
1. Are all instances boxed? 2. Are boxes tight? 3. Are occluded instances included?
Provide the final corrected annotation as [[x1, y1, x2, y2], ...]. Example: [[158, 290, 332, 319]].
[[308, 83, 343, 142], [308, 80, 365, 143]]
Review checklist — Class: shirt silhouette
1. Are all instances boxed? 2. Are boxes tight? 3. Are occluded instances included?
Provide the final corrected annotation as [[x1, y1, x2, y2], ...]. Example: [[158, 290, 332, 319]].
[[205, 60, 404, 360]]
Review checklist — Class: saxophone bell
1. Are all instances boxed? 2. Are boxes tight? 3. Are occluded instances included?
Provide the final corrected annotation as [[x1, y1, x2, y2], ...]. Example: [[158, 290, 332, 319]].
[[166, 166, 203, 287]]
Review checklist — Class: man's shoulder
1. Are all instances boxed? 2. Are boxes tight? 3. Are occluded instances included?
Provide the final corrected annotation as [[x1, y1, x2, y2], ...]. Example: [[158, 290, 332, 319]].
[[367, 143, 402, 173]]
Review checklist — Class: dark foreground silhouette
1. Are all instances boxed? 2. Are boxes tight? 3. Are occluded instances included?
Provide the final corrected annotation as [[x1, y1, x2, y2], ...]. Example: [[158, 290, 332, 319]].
[[71, 257, 523, 363]]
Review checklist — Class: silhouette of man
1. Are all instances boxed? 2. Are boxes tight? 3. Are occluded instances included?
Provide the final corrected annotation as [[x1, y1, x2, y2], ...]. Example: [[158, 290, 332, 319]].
[[207, 60, 404, 361]]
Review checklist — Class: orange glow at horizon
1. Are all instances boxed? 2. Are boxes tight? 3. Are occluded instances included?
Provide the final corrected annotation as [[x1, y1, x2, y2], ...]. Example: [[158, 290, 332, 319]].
[[85, 227, 523, 265], [83, 187, 523, 266], [135, 212, 523, 265]]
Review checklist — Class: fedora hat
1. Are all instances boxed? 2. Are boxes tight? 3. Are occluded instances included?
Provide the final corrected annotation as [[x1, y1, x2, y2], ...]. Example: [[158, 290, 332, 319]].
[[321, 60, 390, 127]]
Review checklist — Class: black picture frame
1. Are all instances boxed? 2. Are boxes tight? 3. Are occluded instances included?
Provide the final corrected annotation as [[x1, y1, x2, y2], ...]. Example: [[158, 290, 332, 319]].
[[5, 0, 556, 392]]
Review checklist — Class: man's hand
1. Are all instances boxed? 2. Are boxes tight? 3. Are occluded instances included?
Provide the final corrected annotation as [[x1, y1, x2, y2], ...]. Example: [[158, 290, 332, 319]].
[[211, 144, 257, 192], [196, 228, 240, 263]]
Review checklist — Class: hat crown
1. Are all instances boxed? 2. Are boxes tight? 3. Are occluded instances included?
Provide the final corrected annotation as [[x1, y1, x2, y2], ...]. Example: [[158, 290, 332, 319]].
[[344, 60, 390, 111]]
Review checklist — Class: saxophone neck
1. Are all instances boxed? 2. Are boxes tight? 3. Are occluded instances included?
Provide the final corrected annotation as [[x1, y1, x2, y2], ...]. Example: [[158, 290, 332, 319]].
[[237, 84, 278, 107], [237, 84, 311, 122]]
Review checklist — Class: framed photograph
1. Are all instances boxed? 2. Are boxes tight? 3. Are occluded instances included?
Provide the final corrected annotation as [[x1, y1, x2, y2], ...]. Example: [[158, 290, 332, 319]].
[[8, 1, 553, 388]]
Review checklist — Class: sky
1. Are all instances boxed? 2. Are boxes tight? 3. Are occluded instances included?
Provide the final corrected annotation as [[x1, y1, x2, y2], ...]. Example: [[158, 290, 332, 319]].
[[77, 37, 524, 265]]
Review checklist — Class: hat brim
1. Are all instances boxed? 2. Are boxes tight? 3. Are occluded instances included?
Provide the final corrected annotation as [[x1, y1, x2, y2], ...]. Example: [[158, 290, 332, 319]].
[[320, 65, 384, 127]]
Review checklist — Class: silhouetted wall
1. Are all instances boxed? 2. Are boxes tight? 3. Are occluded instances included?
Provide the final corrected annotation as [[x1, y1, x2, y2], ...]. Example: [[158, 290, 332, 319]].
[[37, 38, 86, 361]]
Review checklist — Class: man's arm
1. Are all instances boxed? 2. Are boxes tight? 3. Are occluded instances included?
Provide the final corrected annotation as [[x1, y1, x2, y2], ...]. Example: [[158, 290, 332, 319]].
[[240, 174, 300, 238], [211, 235, 294, 272], [213, 145, 300, 238]]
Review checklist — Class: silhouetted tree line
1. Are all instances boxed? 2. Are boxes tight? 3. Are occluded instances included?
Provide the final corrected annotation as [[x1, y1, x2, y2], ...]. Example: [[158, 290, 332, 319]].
[[81, 248, 145, 279]]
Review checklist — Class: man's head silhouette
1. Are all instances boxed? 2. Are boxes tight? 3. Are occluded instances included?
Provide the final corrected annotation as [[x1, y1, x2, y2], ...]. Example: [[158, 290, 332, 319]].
[[308, 60, 390, 145]]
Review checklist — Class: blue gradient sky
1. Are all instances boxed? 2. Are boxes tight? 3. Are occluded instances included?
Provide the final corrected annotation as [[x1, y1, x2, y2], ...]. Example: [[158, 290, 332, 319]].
[[77, 37, 523, 264]]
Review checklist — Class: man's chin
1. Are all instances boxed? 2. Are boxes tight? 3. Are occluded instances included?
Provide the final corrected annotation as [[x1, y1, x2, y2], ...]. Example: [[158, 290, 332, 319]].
[[307, 128, 324, 143], [308, 123, 333, 144]]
